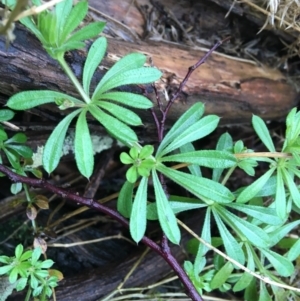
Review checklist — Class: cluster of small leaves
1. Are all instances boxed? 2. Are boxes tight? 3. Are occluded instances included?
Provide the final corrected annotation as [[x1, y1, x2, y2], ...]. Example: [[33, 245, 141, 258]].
[[118, 103, 238, 244], [0, 244, 61, 300], [119, 102, 300, 300], [179, 113, 300, 300], [6, 0, 162, 179], [0, 109, 41, 194]]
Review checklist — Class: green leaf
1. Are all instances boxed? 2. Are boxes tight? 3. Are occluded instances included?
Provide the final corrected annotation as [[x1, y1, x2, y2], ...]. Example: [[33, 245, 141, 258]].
[[211, 262, 234, 289], [97, 101, 142, 126], [287, 239, 300, 261], [260, 248, 294, 277], [275, 168, 286, 219], [130, 177, 148, 243], [75, 111, 94, 178], [216, 206, 270, 248], [156, 102, 205, 157], [259, 283, 272, 301], [98, 92, 153, 109], [59, 0, 88, 44], [31, 247, 42, 265], [117, 181, 134, 218], [168, 198, 207, 214], [194, 208, 211, 275], [0, 265, 13, 275], [236, 168, 275, 203], [162, 150, 236, 168], [152, 169, 180, 244], [16, 277, 27, 291], [126, 166, 138, 183], [7, 91, 82, 110], [5, 133, 27, 144], [94, 67, 162, 96], [15, 244, 23, 259], [157, 164, 234, 203], [66, 22, 106, 44], [159, 115, 219, 157], [179, 143, 201, 176], [40, 259, 54, 269], [83, 37, 107, 95], [0, 109, 14, 122], [282, 168, 300, 208], [252, 115, 275, 152], [226, 203, 283, 225], [213, 209, 245, 265], [43, 109, 81, 173], [92, 53, 147, 99], [233, 245, 255, 292], [268, 220, 300, 246], [213, 132, 233, 182], [20, 17, 46, 45], [89, 106, 137, 146], [5, 145, 33, 158], [55, 0, 72, 38]]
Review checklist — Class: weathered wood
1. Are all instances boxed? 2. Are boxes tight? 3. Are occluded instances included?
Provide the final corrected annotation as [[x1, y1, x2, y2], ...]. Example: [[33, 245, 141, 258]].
[[0, 23, 297, 126]]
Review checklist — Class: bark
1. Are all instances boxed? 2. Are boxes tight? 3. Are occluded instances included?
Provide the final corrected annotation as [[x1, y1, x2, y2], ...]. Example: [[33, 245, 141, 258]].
[[0, 22, 297, 127]]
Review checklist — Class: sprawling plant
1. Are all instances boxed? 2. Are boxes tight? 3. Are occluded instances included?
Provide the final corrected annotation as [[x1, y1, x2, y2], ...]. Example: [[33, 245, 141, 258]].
[[0, 0, 300, 300]]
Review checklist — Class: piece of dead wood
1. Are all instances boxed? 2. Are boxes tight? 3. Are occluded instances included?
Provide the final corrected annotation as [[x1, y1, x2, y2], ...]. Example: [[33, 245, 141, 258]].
[[0, 24, 298, 127]]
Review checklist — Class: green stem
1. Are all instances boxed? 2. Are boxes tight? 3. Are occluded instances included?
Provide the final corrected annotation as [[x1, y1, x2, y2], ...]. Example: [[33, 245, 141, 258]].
[[221, 166, 236, 186], [57, 55, 91, 104], [25, 287, 32, 301]]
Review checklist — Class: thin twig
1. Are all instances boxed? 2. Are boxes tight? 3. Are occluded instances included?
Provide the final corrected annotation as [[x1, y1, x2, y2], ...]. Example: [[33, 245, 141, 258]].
[[0, 164, 203, 301], [177, 219, 300, 293]]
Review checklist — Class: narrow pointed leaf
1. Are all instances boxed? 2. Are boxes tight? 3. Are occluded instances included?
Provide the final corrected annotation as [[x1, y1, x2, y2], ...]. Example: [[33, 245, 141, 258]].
[[6, 145, 33, 158], [252, 115, 275, 152], [59, 0, 88, 43], [213, 209, 245, 265], [162, 150, 236, 168], [93, 53, 147, 99], [97, 101, 142, 126], [94, 67, 162, 96], [117, 181, 134, 218], [99, 91, 153, 109], [89, 106, 137, 146], [157, 164, 234, 203], [7, 91, 82, 110], [20, 17, 46, 44], [275, 168, 287, 219], [43, 109, 81, 173], [211, 262, 234, 289], [287, 239, 300, 261], [55, 0, 72, 37], [0, 109, 14, 121], [282, 168, 300, 208], [194, 208, 211, 275], [237, 168, 275, 203], [180, 143, 201, 176], [269, 220, 300, 246], [75, 111, 94, 178], [5, 133, 26, 144], [159, 115, 219, 156], [260, 248, 294, 277], [130, 177, 148, 243], [83, 37, 107, 94], [156, 103, 205, 157], [67, 22, 105, 44], [233, 245, 255, 292], [226, 203, 283, 225], [216, 206, 270, 248], [152, 169, 180, 244], [213, 132, 234, 182]]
